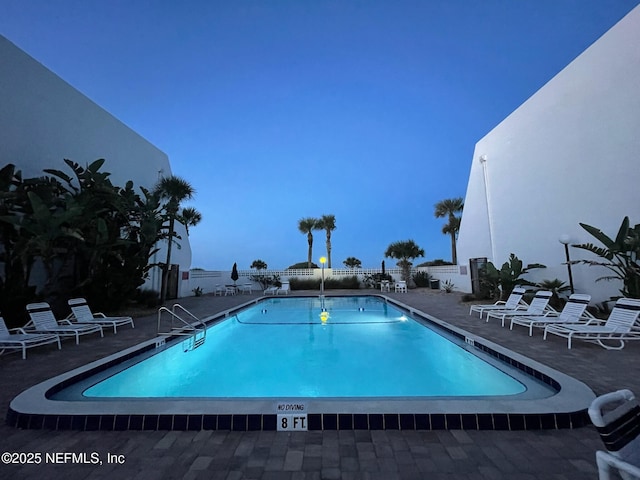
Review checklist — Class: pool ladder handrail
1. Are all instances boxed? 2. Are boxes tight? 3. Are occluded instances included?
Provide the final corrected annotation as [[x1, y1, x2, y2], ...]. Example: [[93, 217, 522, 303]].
[[157, 304, 207, 350]]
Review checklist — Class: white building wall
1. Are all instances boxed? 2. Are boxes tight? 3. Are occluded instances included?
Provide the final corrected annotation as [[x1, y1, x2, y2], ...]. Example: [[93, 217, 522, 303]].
[[0, 35, 191, 295], [456, 6, 640, 304]]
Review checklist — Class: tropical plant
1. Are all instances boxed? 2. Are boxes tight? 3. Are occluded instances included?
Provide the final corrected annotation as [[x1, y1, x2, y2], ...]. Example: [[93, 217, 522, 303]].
[[573, 216, 640, 298], [412, 271, 432, 287], [316, 214, 336, 268], [179, 206, 202, 235], [154, 175, 196, 303], [250, 259, 267, 271], [442, 279, 455, 293], [480, 253, 546, 300], [192, 286, 203, 297], [536, 279, 571, 310], [384, 239, 425, 283], [434, 197, 464, 264], [343, 257, 361, 269], [298, 217, 318, 268]]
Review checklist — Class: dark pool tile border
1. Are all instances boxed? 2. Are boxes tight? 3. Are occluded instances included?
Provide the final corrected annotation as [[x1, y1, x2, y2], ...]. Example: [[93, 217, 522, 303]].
[[6, 409, 591, 431]]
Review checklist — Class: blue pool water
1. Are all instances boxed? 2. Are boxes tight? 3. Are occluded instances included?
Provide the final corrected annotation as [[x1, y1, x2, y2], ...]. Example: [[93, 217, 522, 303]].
[[83, 296, 526, 398]]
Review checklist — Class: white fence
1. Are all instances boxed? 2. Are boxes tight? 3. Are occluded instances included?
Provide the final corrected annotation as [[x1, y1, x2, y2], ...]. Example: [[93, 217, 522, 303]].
[[184, 265, 468, 296]]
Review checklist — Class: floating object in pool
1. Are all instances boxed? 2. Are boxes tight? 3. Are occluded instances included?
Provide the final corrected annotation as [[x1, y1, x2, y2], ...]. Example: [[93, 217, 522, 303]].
[[320, 311, 330, 323]]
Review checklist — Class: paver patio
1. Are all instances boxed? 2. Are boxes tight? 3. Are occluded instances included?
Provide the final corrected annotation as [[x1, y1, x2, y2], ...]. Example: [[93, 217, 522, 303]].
[[1, 288, 639, 479]]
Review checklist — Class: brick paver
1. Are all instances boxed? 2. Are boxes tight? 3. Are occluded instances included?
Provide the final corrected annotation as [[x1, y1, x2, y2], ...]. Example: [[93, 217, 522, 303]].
[[1, 288, 639, 479]]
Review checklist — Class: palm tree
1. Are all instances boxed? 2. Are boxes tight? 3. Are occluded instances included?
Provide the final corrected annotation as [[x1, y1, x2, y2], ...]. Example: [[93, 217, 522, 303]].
[[434, 197, 464, 265], [154, 175, 195, 303], [384, 239, 425, 283], [316, 214, 336, 268], [343, 257, 361, 269], [179, 206, 202, 235], [298, 217, 318, 268]]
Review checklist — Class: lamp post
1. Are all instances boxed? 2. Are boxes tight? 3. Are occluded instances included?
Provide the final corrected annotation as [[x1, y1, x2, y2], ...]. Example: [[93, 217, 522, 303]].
[[559, 234, 575, 294], [320, 256, 327, 297]]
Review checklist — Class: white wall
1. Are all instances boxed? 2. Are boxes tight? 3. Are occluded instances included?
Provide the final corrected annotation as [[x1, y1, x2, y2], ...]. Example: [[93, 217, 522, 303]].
[[456, 6, 640, 304], [0, 35, 191, 294]]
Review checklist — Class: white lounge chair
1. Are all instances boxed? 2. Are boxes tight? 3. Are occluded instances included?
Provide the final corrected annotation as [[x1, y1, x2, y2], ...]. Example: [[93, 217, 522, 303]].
[[380, 280, 390, 293], [213, 284, 224, 296], [588, 389, 640, 480], [25, 302, 104, 344], [544, 297, 640, 349], [485, 290, 554, 327], [263, 286, 278, 295], [67, 298, 134, 334], [510, 293, 593, 336], [395, 281, 407, 293], [276, 282, 290, 295], [469, 287, 528, 319], [239, 283, 253, 294], [0, 316, 61, 359]]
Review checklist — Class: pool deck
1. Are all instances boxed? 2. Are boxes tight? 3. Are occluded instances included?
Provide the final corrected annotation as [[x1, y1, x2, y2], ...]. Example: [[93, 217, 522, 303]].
[[1, 288, 639, 479]]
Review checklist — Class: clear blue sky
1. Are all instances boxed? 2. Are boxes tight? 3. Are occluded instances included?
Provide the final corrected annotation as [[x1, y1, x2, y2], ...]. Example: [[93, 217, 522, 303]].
[[2, 1, 638, 270]]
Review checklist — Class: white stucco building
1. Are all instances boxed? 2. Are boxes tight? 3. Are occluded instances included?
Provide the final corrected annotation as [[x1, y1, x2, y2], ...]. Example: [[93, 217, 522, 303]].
[[451, 6, 640, 305], [0, 35, 191, 296]]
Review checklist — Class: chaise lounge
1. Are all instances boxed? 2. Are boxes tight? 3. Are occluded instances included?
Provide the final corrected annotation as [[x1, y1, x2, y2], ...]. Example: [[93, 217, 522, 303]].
[[509, 293, 593, 336], [0, 316, 61, 359], [25, 302, 104, 344], [544, 297, 640, 349], [67, 298, 135, 334]]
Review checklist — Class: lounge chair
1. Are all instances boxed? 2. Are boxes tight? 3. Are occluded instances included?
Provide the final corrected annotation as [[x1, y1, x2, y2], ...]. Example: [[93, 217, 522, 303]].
[[395, 281, 407, 293], [67, 298, 134, 334], [0, 316, 61, 359], [380, 280, 390, 293], [588, 389, 640, 480], [213, 284, 224, 296], [485, 290, 554, 327], [25, 302, 104, 344], [469, 287, 528, 318], [510, 293, 593, 336], [239, 283, 253, 294], [276, 282, 290, 295], [263, 286, 278, 295], [544, 297, 640, 349]]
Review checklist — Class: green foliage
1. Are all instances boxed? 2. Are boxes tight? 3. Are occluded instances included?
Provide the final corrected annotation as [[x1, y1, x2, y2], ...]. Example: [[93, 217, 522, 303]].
[[442, 279, 455, 293], [385, 239, 425, 282], [325, 275, 360, 289], [288, 261, 319, 269], [0, 160, 165, 323], [412, 271, 432, 287], [288, 276, 360, 290], [536, 279, 570, 309], [362, 273, 393, 289], [574, 217, 640, 298], [416, 259, 453, 267], [250, 273, 279, 290], [480, 253, 546, 300], [343, 256, 362, 269], [250, 259, 267, 270], [192, 286, 203, 297], [288, 277, 321, 290]]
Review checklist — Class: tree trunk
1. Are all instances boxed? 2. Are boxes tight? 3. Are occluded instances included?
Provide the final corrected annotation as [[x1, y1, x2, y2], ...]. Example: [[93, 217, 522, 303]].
[[307, 232, 313, 268], [450, 232, 458, 265], [160, 217, 175, 303]]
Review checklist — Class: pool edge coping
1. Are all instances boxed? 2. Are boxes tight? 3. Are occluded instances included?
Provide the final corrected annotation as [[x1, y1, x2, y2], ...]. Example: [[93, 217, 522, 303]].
[[6, 294, 596, 430]]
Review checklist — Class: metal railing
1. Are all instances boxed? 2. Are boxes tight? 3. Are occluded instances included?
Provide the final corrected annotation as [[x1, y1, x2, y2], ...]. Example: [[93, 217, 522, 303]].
[[157, 304, 207, 351]]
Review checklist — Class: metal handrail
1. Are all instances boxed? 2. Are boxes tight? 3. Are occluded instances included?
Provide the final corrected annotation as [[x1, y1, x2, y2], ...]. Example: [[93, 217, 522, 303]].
[[172, 303, 207, 332], [157, 305, 206, 338]]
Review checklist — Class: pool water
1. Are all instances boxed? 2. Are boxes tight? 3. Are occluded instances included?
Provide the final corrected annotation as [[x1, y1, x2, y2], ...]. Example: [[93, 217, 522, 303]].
[[83, 296, 526, 398]]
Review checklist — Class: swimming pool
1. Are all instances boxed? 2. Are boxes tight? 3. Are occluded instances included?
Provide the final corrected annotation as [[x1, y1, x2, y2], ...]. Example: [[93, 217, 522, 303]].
[[7, 295, 595, 431], [81, 296, 526, 398]]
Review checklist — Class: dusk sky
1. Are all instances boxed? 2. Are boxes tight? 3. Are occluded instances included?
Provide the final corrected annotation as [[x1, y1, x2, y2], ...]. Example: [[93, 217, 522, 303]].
[[2, 1, 638, 270]]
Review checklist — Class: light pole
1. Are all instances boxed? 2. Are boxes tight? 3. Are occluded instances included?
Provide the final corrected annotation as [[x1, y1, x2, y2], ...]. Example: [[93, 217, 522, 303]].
[[559, 234, 575, 294], [320, 256, 327, 297]]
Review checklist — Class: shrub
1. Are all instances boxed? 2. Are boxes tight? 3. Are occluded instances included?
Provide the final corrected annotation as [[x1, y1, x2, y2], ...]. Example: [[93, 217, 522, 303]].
[[325, 276, 360, 289], [192, 286, 203, 297], [412, 271, 431, 287], [287, 261, 319, 269], [289, 277, 321, 290], [137, 288, 159, 307]]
